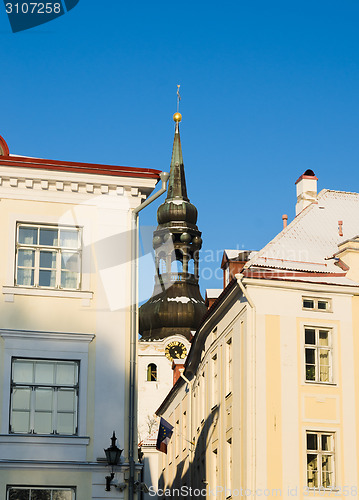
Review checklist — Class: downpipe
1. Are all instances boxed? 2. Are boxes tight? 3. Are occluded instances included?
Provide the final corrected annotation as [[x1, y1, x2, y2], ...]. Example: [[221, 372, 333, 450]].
[[129, 172, 169, 500]]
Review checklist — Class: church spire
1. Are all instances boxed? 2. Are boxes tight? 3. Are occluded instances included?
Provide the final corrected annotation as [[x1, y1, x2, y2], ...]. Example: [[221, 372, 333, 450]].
[[139, 103, 206, 341], [166, 113, 188, 201]]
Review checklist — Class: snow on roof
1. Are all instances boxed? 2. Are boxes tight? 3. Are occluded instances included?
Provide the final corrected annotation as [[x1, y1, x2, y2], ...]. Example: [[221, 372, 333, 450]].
[[205, 289, 222, 299], [247, 189, 359, 275], [224, 249, 257, 260]]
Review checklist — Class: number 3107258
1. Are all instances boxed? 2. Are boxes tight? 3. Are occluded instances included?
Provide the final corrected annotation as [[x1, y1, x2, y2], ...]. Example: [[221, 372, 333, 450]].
[[5, 3, 62, 14]]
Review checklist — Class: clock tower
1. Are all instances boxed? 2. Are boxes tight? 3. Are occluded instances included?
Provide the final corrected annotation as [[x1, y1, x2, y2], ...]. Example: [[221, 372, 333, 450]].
[[137, 111, 206, 488]]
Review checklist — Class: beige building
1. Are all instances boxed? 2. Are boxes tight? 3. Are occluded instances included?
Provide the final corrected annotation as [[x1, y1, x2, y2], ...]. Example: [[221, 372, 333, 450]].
[[0, 134, 160, 499], [156, 170, 359, 499]]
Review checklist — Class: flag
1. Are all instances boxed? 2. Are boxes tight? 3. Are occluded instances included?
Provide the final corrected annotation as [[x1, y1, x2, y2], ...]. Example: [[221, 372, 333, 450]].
[[156, 417, 173, 454]]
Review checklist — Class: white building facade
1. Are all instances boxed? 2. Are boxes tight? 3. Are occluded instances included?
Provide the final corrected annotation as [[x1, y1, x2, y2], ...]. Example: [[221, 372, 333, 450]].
[[0, 135, 160, 500]]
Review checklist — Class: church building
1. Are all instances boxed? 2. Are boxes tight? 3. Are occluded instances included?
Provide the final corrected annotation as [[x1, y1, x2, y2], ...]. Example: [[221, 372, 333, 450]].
[[137, 112, 206, 491]]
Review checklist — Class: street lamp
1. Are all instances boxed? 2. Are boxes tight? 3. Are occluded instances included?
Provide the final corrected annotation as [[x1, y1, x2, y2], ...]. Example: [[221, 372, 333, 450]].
[[104, 431, 123, 491]]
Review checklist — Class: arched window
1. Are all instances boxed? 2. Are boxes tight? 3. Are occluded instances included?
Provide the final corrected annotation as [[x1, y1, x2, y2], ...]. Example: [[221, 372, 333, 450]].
[[171, 250, 183, 273], [147, 363, 157, 381], [188, 258, 195, 274], [171, 259, 183, 273], [158, 253, 166, 275]]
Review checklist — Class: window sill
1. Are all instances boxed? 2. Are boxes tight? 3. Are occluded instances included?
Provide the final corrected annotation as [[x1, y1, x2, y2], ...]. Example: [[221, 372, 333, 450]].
[[0, 434, 89, 445], [305, 380, 336, 386], [302, 308, 332, 313], [3, 286, 93, 301]]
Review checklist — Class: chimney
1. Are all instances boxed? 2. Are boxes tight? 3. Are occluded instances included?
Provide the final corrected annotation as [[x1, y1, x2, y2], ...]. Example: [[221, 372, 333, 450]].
[[282, 214, 288, 229], [172, 359, 185, 385], [295, 169, 318, 215]]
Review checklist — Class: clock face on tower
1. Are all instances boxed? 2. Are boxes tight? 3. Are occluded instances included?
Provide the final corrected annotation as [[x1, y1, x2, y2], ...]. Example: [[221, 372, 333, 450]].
[[165, 341, 187, 361]]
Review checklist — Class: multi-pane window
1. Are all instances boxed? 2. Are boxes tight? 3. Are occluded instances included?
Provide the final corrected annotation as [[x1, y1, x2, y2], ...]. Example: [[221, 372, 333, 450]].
[[16, 223, 81, 289], [303, 297, 332, 312], [7, 487, 75, 499], [10, 358, 79, 435], [307, 432, 335, 489], [305, 328, 332, 383]]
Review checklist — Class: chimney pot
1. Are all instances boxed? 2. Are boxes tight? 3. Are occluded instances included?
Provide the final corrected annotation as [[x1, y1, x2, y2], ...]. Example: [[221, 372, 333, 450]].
[[338, 220, 343, 237], [282, 214, 288, 229]]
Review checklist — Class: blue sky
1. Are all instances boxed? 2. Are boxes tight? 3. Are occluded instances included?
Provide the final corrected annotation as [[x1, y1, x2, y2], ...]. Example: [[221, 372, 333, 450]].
[[1, 1, 359, 291]]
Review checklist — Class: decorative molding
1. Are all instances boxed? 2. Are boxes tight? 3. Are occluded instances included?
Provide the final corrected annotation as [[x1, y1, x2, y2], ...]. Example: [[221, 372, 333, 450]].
[[0, 460, 136, 471], [2, 285, 93, 300], [0, 329, 95, 343], [0, 435, 90, 445], [0, 167, 158, 201]]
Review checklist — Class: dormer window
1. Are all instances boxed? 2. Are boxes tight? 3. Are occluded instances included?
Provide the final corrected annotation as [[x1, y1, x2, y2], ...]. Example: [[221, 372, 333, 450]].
[[303, 297, 331, 312]]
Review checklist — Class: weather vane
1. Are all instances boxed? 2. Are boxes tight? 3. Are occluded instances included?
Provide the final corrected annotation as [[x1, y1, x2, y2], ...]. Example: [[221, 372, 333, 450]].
[[177, 85, 181, 112]]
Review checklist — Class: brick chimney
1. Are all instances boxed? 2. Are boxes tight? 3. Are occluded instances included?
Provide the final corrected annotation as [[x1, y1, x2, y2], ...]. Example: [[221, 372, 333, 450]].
[[221, 250, 256, 288], [172, 359, 185, 385], [295, 169, 318, 215]]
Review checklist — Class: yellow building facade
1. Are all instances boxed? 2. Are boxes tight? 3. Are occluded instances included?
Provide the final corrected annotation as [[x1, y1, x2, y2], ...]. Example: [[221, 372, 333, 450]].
[[156, 172, 359, 499]]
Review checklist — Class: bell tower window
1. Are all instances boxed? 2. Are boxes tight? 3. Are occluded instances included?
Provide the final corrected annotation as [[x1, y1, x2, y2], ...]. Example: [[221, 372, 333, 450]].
[[147, 363, 157, 382]]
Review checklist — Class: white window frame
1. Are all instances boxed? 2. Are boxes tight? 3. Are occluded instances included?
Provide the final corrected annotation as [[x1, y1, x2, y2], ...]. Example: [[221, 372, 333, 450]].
[[15, 223, 82, 290], [7, 486, 76, 499], [304, 327, 333, 384], [10, 358, 79, 436], [303, 296, 332, 312], [306, 431, 336, 490], [0, 329, 94, 462]]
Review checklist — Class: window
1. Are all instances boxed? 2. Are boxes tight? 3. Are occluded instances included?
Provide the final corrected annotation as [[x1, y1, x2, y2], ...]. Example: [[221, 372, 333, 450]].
[[307, 432, 335, 489], [7, 487, 75, 499], [10, 358, 79, 435], [182, 411, 187, 451], [212, 448, 218, 491], [303, 297, 331, 312], [16, 223, 81, 289], [226, 338, 232, 396], [211, 354, 218, 408], [147, 363, 157, 381], [305, 328, 332, 383], [227, 438, 232, 494]]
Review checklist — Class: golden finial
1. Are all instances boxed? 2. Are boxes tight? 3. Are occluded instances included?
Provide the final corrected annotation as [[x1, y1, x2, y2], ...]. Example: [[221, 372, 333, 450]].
[[173, 84, 182, 122]]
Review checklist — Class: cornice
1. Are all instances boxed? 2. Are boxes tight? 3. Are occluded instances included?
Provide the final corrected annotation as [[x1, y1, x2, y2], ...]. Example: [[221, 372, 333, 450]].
[[0, 329, 95, 343], [0, 165, 158, 203]]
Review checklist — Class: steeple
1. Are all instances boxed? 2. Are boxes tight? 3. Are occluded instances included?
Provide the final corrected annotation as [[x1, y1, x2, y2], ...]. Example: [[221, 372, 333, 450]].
[[139, 111, 206, 341], [166, 115, 188, 201]]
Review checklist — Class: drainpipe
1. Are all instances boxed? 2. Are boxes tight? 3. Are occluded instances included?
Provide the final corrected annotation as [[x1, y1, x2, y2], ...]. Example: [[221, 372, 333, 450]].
[[180, 371, 193, 488], [129, 171, 169, 500], [235, 273, 256, 499]]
